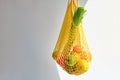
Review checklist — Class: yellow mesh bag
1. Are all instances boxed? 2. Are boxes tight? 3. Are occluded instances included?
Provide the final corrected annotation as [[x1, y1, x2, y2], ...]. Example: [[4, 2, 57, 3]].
[[52, 0, 92, 75]]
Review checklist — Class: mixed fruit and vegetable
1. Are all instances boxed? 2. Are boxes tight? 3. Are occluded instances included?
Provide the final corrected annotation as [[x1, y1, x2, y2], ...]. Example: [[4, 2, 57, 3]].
[[52, 0, 92, 75]]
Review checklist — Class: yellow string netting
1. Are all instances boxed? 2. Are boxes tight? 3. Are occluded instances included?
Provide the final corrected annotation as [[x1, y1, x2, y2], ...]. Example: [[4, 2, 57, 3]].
[[52, 0, 92, 75]]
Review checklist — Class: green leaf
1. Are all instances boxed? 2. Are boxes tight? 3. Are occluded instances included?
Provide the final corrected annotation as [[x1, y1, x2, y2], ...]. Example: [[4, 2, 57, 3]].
[[73, 7, 86, 26]]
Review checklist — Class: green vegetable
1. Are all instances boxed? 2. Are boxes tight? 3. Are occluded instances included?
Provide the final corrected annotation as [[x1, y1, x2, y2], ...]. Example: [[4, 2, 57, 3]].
[[73, 7, 86, 26], [65, 55, 77, 66]]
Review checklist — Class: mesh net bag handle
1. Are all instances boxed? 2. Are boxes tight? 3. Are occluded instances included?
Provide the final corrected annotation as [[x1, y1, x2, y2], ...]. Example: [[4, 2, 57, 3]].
[[52, 0, 92, 75], [52, 0, 76, 60]]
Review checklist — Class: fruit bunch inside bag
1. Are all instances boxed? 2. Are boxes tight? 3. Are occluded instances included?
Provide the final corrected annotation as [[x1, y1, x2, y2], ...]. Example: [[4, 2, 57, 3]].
[[52, 0, 92, 75]]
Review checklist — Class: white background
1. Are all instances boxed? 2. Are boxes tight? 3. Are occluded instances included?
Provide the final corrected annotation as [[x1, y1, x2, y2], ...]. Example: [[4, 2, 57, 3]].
[[58, 0, 120, 80], [0, 0, 120, 80]]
